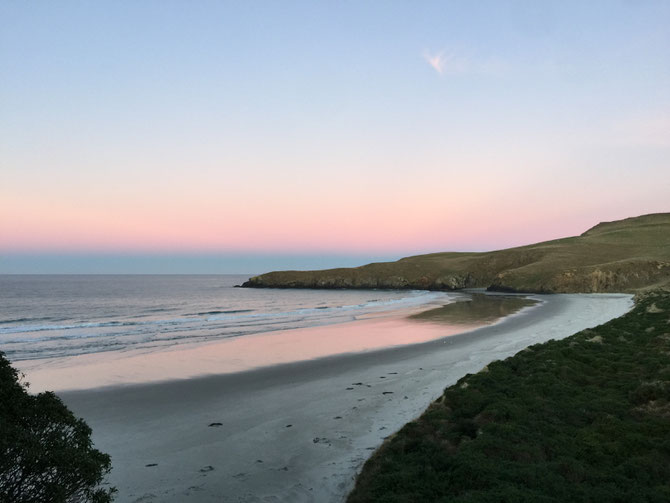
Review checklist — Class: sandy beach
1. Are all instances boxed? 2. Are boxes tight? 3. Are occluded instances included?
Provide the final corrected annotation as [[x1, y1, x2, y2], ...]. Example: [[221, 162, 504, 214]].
[[54, 293, 631, 503]]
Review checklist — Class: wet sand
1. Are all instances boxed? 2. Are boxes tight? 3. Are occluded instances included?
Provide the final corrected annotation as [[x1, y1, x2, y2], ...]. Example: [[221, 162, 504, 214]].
[[58, 293, 632, 503]]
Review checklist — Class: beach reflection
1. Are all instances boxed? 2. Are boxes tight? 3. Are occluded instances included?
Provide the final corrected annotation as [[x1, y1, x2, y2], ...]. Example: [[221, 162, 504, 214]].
[[18, 294, 538, 392], [409, 294, 537, 325]]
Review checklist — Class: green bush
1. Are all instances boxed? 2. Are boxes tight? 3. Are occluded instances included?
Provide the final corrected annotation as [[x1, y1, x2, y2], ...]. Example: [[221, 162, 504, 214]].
[[0, 352, 115, 503], [349, 292, 670, 502]]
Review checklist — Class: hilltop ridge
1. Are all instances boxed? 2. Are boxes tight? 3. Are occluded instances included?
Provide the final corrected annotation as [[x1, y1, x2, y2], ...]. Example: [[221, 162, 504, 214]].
[[242, 213, 670, 294]]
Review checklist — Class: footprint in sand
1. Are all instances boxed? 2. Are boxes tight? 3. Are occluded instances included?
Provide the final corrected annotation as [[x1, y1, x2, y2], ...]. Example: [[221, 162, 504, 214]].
[[132, 493, 157, 502]]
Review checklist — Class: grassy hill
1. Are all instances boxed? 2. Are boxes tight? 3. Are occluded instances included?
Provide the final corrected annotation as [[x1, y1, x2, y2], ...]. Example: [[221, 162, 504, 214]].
[[242, 213, 670, 293]]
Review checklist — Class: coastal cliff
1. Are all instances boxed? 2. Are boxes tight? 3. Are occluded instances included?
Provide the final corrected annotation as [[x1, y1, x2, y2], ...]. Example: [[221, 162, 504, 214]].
[[242, 213, 670, 294]]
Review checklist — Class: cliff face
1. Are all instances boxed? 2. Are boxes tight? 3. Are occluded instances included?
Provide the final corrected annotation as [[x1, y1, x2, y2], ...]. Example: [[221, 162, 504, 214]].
[[242, 271, 479, 290], [242, 213, 670, 294], [488, 259, 670, 294]]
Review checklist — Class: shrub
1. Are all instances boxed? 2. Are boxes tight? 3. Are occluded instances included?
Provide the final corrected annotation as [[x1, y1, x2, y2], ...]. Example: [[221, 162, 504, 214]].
[[0, 352, 115, 502], [348, 292, 670, 502]]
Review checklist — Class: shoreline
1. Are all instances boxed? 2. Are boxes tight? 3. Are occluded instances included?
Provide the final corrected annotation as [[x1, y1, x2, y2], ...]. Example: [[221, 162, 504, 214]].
[[348, 290, 670, 501], [17, 289, 534, 393], [58, 293, 632, 502]]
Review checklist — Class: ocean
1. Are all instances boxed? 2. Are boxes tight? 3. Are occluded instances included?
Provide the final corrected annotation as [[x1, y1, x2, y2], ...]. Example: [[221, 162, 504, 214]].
[[0, 274, 452, 362]]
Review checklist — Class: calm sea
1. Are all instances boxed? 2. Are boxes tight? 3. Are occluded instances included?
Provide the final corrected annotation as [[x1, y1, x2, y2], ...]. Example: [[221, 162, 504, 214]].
[[0, 275, 451, 361]]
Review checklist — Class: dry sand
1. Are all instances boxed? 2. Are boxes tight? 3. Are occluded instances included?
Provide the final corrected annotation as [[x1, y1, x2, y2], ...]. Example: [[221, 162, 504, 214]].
[[58, 293, 632, 503]]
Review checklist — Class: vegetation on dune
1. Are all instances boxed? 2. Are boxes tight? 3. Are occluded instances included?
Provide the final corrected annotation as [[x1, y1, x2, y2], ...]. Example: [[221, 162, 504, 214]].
[[243, 213, 670, 293], [0, 352, 115, 503], [347, 291, 670, 502]]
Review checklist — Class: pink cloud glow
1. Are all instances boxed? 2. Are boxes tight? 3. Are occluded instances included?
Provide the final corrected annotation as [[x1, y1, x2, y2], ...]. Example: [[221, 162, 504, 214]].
[[4, 186, 666, 256]]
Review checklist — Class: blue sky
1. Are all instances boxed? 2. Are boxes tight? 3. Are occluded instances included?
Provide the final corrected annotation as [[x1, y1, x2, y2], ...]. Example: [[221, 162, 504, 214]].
[[2, 1, 669, 273]]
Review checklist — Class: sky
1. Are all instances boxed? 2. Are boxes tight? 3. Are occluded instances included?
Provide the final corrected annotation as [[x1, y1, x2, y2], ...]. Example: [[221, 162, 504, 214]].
[[1, 1, 669, 273]]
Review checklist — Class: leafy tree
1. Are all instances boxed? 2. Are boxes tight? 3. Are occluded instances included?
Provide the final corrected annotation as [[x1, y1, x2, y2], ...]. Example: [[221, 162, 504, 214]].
[[0, 352, 115, 502]]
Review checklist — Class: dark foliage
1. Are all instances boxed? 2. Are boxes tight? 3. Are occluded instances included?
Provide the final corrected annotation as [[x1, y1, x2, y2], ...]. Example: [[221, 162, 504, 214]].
[[349, 292, 670, 502], [0, 353, 115, 503]]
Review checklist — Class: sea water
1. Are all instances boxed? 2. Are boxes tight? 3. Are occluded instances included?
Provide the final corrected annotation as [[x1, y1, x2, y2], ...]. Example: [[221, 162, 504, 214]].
[[0, 275, 452, 362]]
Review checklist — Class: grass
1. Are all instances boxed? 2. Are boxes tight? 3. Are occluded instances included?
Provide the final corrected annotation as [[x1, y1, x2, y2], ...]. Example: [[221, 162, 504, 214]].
[[243, 213, 670, 293], [347, 291, 670, 502]]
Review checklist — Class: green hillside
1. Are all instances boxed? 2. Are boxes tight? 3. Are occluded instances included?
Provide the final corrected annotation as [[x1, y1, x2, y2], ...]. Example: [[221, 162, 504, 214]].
[[242, 213, 670, 293], [347, 291, 670, 502]]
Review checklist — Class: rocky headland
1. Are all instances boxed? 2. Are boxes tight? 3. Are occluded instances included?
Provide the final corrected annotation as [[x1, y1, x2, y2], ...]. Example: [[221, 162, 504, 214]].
[[242, 213, 670, 294]]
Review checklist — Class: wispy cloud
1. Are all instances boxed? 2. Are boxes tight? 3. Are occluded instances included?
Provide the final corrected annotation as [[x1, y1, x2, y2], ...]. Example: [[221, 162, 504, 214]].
[[423, 50, 448, 74], [422, 49, 506, 76]]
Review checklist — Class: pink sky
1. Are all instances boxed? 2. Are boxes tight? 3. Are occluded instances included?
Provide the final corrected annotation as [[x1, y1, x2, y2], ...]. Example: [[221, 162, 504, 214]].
[[2, 172, 667, 255], [2, 2, 669, 261]]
